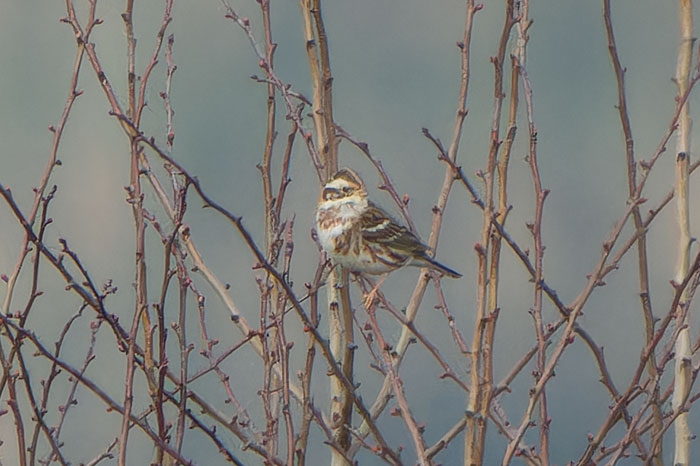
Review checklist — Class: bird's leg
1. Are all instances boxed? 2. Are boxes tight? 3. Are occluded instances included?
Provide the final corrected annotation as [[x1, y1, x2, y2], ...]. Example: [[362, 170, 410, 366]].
[[363, 273, 389, 308]]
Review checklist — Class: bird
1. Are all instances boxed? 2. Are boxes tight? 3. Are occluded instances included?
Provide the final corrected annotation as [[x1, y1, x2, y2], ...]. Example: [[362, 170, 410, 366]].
[[315, 167, 461, 307]]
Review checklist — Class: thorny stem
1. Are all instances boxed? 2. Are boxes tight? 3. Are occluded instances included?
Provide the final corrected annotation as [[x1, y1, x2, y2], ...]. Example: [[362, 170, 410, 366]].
[[672, 1, 694, 464], [129, 130, 402, 464], [350, 0, 479, 455], [513, 5, 553, 463], [503, 199, 641, 464], [603, 0, 663, 460], [4, 2, 700, 465], [365, 301, 430, 464], [466, 2, 516, 464], [298, 1, 355, 462]]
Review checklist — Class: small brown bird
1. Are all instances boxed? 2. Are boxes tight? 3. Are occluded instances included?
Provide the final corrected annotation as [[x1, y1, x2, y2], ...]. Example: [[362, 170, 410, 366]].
[[315, 168, 461, 306]]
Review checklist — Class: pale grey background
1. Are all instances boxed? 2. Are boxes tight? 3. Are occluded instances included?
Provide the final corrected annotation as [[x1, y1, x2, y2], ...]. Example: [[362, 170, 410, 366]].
[[1, 0, 699, 464]]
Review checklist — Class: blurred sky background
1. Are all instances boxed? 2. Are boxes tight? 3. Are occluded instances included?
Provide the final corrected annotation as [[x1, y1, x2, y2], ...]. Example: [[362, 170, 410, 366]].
[[1, 0, 699, 464]]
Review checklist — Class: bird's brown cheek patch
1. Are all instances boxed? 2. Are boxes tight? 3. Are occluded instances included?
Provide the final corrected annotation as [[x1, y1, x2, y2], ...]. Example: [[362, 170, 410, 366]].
[[321, 217, 343, 230]]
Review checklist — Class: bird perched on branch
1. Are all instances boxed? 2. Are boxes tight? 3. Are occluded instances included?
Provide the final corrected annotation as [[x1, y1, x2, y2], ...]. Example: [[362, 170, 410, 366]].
[[315, 167, 461, 307]]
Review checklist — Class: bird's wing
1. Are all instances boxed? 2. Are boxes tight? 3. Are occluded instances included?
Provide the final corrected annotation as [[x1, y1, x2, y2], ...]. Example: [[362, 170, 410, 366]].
[[360, 202, 427, 255]]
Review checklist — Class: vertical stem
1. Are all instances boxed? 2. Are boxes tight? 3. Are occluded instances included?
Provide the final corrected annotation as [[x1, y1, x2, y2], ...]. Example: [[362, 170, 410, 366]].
[[673, 1, 693, 464], [602, 1, 663, 460], [327, 270, 354, 460], [465, 2, 514, 464], [125, 0, 136, 122], [296, 264, 323, 466], [120, 3, 153, 461], [465, 241, 489, 466], [259, 278, 279, 461], [300, 1, 351, 463], [260, 0, 277, 254], [300, 0, 328, 175], [175, 263, 188, 456], [484, 15, 521, 466], [312, 0, 337, 165], [7, 377, 27, 466], [258, 0, 283, 458], [515, 5, 552, 463], [350, 2, 478, 455], [120, 137, 150, 466]]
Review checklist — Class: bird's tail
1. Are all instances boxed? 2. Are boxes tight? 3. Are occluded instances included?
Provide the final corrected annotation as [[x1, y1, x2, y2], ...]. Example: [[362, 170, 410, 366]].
[[420, 255, 462, 278]]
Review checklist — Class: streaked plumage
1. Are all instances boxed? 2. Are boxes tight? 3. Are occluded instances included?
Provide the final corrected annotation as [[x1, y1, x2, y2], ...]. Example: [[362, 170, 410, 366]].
[[315, 168, 461, 279]]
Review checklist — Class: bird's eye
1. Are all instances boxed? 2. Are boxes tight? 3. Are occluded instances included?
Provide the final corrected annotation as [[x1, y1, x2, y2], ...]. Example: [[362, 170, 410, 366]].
[[342, 186, 352, 193], [323, 187, 339, 200]]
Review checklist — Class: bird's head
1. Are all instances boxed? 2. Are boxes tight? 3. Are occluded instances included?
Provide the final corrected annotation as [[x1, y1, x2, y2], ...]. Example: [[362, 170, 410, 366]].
[[320, 168, 367, 204]]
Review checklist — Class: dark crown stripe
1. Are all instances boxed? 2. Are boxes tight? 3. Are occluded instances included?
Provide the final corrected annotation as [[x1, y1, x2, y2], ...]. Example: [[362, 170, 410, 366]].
[[332, 168, 363, 187]]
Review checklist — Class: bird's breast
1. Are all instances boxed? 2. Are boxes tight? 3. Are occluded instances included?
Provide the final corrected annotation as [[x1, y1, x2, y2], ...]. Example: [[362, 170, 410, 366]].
[[316, 205, 354, 252]]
